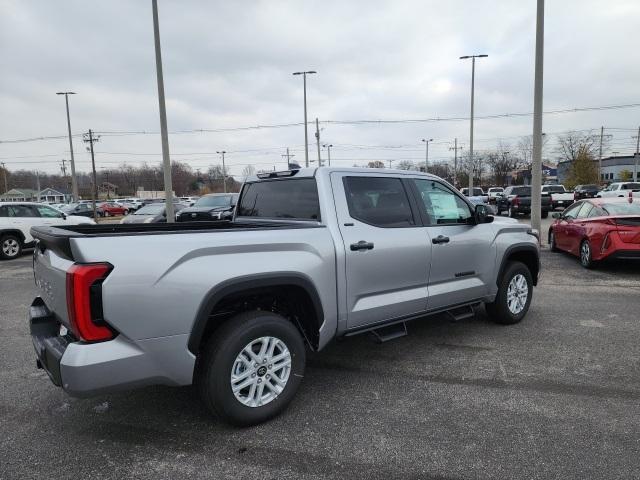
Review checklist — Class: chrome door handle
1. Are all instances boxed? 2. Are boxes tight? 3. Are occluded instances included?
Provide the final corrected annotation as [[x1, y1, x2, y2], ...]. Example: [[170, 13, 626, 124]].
[[432, 235, 450, 245]]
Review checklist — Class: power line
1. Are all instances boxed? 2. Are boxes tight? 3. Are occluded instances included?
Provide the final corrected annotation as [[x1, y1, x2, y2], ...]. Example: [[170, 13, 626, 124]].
[[3, 102, 640, 144]]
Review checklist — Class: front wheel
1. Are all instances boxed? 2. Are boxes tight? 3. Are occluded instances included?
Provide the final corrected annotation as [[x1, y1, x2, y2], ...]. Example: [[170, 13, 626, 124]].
[[549, 230, 559, 252], [197, 310, 306, 426], [485, 261, 533, 325], [0, 234, 22, 260], [580, 239, 595, 269]]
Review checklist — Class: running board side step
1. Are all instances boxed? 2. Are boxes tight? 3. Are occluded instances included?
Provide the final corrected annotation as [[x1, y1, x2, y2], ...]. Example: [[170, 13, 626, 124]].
[[447, 304, 476, 322], [371, 322, 408, 343]]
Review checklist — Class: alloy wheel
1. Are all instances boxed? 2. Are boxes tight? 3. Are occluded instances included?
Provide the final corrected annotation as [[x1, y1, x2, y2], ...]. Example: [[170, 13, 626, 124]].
[[230, 336, 292, 408], [2, 238, 20, 258], [580, 241, 591, 267], [506, 274, 528, 315]]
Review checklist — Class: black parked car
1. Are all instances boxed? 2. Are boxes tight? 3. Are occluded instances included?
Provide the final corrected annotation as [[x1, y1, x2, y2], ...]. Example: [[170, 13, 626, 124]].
[[60, 203, 95, 218], [573, 184, 600, 199], [120, 203, 185, 224], [176, 193, 239, 222], [495, 185, 551, 218]]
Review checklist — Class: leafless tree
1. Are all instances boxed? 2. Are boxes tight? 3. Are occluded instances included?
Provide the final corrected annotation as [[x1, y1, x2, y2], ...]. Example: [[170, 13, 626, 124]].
[[555, 130, 601, 163]]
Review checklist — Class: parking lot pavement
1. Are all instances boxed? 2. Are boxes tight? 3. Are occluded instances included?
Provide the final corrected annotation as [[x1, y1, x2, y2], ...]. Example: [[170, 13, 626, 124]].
[[1, 252, 639, 480]]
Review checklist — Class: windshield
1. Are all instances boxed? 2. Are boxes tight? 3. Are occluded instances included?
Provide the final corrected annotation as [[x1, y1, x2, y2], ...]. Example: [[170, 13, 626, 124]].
[[510, 187, 531, 196], [603, 202, 640, 215], [195, 195, 234, 207], [134, 204, 164, 215]]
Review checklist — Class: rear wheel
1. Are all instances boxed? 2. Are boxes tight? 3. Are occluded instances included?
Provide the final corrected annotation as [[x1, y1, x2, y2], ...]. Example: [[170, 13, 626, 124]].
[[485, 261, 533, 325], [104, 211, 110, 217], [508, 206, 517, 218], [197, 310, 306, 426], [541, 210, 548, 219], [0, 234, 22, 260], [579, 239, 595, 269]]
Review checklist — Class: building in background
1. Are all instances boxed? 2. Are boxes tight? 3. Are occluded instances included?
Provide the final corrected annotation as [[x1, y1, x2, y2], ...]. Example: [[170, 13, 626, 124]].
[[557, 155, 638, 184], [0, 187, 71, 203]]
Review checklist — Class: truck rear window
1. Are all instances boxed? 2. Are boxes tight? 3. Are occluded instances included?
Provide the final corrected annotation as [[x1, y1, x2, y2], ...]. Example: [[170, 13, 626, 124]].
[[237, 178, 321, 221]]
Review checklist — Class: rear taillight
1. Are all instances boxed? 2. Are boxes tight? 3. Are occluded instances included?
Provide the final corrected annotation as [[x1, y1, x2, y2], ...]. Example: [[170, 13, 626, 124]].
[[512, 196, 520, 207], [66, 263, 115, 342]]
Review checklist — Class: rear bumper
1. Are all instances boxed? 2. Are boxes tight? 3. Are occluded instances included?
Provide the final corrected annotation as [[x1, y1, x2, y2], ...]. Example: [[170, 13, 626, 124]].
[[29, 297, 194, 397], [605, 249, 640, 261]]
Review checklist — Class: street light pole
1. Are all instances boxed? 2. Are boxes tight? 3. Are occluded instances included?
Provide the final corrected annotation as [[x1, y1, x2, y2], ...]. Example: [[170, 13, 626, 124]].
[[421, 138, 433, 173], [152, 0, 174, 222], [292, 70, 317, 168], [323, 144, 333, 166], [460, 54, 488, 191], [530, 0, 545, 241], [56, 92, 79, 202], [216, 150, 227, 193]]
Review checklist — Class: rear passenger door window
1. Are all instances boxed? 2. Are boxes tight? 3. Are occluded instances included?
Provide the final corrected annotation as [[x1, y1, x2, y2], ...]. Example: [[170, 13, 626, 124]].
[[576, 202, 594, 218], [343, 176, 415, 227]]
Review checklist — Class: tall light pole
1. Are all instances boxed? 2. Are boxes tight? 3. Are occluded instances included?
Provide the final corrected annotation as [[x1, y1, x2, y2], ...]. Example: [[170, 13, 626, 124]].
[[56, 92, 79, 202], [152, 0, 174, 222], [216, 150, 227, 193], [460, 54, 488, 191], [292, 70, 317, 168], [421, 138, 433, 173], [530, 0, 544, 241], [323, 144, 333, 166]]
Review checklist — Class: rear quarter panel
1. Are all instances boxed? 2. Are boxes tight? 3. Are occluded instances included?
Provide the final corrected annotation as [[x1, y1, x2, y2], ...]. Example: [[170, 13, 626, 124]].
[[70, 227, 338, 347]]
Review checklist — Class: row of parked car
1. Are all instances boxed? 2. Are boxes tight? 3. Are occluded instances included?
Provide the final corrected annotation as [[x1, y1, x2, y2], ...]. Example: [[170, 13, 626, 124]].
[[459, 182, 640, 218], [0, 193, 240, 259]]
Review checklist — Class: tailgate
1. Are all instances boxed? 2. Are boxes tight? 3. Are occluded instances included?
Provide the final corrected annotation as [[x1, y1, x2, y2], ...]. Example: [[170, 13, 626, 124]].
[[33, 242, 75, 329]]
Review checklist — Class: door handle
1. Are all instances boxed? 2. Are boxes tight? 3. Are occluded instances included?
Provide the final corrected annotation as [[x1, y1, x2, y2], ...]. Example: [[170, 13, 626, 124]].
[[432, 235, 450, 245], [350, 240, 374, 251]]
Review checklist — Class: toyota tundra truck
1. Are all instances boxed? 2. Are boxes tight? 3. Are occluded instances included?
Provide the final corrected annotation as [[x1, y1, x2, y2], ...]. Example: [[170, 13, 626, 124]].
[[29, 167, 540, 426]]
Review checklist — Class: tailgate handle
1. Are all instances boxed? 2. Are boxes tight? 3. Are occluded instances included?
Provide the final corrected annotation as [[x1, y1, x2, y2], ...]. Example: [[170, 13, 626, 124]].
[[350, 241, 374, 251]]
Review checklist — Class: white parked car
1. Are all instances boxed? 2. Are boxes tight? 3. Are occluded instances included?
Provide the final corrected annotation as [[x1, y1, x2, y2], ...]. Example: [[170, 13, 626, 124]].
[[179, 196, 200, 207], [0, 202, 95, 260], [541, 184, 574, 209], [461, 187, 489, 203], [487, 187, 504, 203], [122, 198, 144, 210], [596, 182, 640, 198]]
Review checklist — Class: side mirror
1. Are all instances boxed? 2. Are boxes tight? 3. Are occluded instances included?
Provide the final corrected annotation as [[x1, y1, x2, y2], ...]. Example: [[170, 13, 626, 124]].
[[61, 213, 67, 220], [474, 204, 493, 224], [552, 212, 561, 219]]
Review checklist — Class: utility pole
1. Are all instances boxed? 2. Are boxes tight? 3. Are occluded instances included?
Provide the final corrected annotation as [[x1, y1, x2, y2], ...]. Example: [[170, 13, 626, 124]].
[[388, 159, 395, 169], [315, 118, 322, 166], [530, 0, 544, 242], [292, 70, 317, 167], [35, 170, 41, 201], [152, 0, 175, 222], [1, 162, 8, 194], [421, 138, 433, 173], [323, 144, 333, 166], [449, 138, 463, 187], [56, 92, 79, 202], [83, 129, 100, 221], [216, 150, 227, 193], [460, 54, 488, 192], [598, 126, 604, 183], [282, 148, 295, 168], [634, 127, 640, 182], [60, 158, 67, 177]]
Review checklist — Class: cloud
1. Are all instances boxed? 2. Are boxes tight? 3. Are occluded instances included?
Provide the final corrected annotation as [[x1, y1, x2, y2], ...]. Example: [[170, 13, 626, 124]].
[[1, 0, 639, 174]]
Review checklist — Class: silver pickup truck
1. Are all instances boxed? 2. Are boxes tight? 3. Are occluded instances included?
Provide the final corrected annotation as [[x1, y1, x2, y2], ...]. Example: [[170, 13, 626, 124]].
[[29, 167, 540, 425]]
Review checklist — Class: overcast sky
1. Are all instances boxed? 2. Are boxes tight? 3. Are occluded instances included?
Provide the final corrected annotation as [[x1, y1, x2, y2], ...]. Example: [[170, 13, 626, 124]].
[[1, 0, 639, 176]]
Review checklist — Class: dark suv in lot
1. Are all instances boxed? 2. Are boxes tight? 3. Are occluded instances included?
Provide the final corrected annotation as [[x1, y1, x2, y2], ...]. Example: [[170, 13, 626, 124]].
[[176, 193, 239, 222], [573, 184, 599, 199]]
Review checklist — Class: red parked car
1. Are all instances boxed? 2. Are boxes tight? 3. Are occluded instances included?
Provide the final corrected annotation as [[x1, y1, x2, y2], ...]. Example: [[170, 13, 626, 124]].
[[97, 202, 128, 217], [548, 195, 640, 268]]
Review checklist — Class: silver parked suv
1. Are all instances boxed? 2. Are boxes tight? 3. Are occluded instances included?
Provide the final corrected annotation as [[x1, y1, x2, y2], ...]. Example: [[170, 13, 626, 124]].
[[29, 168, 539, 425]]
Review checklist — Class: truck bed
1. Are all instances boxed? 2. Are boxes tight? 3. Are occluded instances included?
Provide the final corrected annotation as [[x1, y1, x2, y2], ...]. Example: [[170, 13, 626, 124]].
[[31, 220, 323, 260]]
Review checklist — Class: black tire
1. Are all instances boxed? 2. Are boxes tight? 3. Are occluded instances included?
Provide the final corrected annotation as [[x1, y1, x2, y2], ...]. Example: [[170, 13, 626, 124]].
[[541, 210, 548, 219], [485, 261, 533, 325], [549, 229, 559, 252], [0, 234, 22, 260], [508, 206, 517, 218], [104, 211, 110, 217], [197, 310, 306, 426], [579, 239, 595, 269]]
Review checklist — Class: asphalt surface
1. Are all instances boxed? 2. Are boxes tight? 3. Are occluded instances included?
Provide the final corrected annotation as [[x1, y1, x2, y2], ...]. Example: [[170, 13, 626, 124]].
[[1, 249, 639, 480]]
